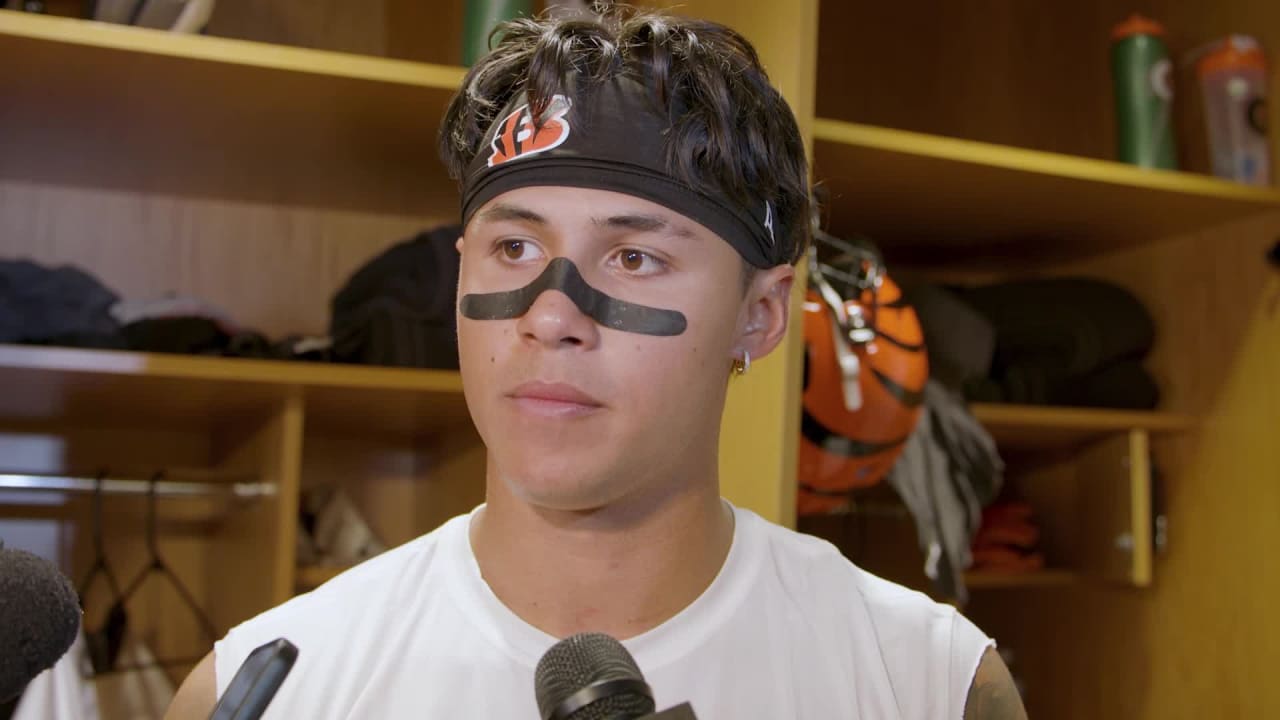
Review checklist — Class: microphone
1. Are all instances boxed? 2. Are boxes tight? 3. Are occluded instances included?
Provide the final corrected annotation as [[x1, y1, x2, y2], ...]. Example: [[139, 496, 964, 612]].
[[534, 633, 697, 720], [0, 540, 82, 705], [207, 637, 298, 720]]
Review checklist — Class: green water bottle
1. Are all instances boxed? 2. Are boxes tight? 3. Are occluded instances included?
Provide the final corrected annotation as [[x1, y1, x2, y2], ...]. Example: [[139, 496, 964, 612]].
[[1111, 14, 1179, 170], [463, 0, 534, 66]]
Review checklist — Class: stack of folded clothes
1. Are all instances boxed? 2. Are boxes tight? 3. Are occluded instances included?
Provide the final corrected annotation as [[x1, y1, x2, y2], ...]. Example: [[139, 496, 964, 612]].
[[957, 277, 1159, 410], [970, 500, 1045, 574]]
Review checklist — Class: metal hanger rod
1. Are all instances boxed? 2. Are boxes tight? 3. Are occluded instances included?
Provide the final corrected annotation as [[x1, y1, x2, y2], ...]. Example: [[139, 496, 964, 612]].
[[0, 472, 275, 499]]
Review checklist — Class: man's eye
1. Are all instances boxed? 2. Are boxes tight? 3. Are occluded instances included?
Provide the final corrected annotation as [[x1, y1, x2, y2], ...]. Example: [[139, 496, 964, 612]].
[[616, 249, 665, 275], [620, 249, 645, 271], [499, 240, 541, 262], [502, 240, 525, 260]]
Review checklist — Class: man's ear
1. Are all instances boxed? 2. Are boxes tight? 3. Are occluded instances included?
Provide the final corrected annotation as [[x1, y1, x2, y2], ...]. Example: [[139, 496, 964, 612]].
[[735, 264, 795, 363], [455, 235, 464, 254]]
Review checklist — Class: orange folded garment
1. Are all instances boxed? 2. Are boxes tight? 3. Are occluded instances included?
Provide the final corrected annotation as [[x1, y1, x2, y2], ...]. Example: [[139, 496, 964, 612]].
[[971, 546, 1045, 573], [981, 501, 1035, 526], [974, 520, 1040, 550]]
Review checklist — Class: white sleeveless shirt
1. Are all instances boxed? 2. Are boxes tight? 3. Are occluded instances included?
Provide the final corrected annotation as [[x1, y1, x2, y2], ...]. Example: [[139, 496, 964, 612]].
[[215, 504, 992, 718]]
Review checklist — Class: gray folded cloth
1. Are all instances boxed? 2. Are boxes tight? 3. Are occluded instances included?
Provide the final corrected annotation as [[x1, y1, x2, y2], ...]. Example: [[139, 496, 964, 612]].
[[902, 283, 996, 391], [959, 277, 1155, 382], [886, 380, 1003, 605], [0, 259, 120, 344]]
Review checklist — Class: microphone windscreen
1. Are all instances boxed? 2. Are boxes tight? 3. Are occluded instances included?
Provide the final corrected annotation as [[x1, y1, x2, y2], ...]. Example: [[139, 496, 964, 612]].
[[0, 543, 82, 702], [534, 632, 655, 720]]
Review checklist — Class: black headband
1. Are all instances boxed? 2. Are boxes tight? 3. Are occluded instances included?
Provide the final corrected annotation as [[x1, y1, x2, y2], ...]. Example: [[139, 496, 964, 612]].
[[459, 74, 782, 268]]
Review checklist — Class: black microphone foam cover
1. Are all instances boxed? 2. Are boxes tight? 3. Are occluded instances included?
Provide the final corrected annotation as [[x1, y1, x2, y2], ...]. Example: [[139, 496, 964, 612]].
[[0, 543, 82, 702], [535, 632, 656, 720]]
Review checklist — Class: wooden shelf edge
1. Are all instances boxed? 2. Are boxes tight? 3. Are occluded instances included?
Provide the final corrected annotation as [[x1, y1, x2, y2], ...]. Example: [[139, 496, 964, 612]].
[[0, 9, 467, 89], [0, 348, 1197, 440], [0, 344, 464, 393], [813, 118, 1280, 208], [971, 402, 1197, 436], [965, 569, 1079, 589]]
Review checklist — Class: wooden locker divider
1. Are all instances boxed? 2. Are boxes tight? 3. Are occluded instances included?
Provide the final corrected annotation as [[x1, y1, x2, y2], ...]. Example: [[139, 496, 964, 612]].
[[1075, 429, 1153, 587], [668, 0, 820, 528], [1012, 428, 1153, 587], [205, 390, 304, 635], [1007, 459, 1080, 575]]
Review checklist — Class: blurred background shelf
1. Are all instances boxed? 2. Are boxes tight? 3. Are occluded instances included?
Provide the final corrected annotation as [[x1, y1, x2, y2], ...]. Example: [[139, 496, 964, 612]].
[[812, 119, 1280, 264], [0, 10, 466, 214], [964, 569, 1079, 589], [970, 402, 1196, 452], [0, 344, 468, 438], [295, 564, 348, 592], [0, 343, 1196, 448]]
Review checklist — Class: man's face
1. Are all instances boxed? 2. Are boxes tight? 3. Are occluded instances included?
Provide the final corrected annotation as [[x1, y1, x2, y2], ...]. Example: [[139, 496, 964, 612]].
[[456, 186, 760, 512]]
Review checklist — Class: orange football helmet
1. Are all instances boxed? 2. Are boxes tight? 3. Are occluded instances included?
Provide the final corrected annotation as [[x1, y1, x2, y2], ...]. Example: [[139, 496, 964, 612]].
[[797, 230, 928, 515]]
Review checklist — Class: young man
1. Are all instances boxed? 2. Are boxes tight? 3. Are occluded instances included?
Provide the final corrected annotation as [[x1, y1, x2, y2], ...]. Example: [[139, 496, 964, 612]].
[[167, 8, 1026, 719]]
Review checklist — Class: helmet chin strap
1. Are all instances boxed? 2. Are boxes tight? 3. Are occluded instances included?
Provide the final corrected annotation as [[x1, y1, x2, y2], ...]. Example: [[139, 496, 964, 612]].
[[807, 233, 885, 413], [828, 309, 863, 412]]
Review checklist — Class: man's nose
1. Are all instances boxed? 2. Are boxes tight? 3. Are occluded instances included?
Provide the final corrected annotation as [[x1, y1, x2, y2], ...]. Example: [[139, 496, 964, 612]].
[[515, 288, 600, 349]]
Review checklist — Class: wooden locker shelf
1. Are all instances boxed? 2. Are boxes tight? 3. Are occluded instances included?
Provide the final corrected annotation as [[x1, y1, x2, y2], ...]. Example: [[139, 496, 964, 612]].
[[964, 569, 1079, 589], [812, 119, 1280, 263], [0, 10, 467, 214], [0, 344, 469, 437], [970, 403, 1196, 452], [0, 343, 1196, 447]]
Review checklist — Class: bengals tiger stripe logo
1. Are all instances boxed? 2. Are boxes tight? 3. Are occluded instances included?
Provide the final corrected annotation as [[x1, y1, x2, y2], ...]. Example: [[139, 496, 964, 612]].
[[486, 95, 573, 168]]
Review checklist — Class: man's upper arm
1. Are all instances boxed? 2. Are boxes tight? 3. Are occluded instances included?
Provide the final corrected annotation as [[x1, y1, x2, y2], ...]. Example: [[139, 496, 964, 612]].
[[963, 646, 1028, 720], [164, 650, 217, 720]]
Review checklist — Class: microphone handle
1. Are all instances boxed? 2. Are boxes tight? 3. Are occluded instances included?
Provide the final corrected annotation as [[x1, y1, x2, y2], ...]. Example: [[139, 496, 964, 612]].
[[1, 694, 19, 720], [208, 638, 298, 720]]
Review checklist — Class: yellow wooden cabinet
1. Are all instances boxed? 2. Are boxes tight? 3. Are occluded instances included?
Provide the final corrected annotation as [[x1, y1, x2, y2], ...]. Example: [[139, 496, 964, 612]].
[[1, 1, 1277, 716]]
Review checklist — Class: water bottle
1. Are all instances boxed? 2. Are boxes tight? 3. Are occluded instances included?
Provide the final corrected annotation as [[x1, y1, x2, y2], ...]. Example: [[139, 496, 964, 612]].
[[463, 0, 534, 66], [1197, 35, 1272, 186], [1111, 14, 1179, 170]]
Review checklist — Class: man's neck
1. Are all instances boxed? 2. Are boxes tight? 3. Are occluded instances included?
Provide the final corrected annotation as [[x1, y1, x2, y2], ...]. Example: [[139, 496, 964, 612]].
[[469, 469, 734, 641]]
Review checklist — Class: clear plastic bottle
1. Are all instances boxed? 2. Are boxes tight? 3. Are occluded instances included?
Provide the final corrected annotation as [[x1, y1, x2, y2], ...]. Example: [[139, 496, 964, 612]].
[[1197, 35, 1272, 186]]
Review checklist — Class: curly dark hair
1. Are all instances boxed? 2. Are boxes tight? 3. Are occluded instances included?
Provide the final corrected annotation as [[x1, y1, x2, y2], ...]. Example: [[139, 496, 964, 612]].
[[438, 4, 811, 267]]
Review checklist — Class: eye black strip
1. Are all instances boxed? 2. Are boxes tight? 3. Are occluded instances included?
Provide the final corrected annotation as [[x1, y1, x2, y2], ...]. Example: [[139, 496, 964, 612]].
[[459, 257, 688, 337]]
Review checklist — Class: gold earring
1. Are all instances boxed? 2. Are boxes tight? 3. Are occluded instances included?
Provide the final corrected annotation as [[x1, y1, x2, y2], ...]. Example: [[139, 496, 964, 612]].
[[732, 350, 751, 376]]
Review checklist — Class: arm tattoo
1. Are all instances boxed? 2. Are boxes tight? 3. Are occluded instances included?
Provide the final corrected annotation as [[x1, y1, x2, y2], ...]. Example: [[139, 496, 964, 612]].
[[964, 647, 1028, 720]]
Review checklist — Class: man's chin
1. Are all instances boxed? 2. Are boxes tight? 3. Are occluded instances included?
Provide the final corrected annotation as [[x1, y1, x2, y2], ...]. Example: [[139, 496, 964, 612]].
[[496, 464, 619, 513]]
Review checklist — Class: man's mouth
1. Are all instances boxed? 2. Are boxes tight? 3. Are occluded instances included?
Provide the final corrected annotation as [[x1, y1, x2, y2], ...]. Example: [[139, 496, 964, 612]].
[[507, 381, 604, 418]]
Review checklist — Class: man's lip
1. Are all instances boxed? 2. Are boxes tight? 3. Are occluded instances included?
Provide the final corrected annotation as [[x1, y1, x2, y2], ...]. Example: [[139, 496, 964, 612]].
[[508, 381, 603, 407]]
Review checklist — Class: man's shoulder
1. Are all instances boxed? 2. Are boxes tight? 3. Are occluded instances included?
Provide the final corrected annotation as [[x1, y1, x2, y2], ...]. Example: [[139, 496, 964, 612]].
[[744, 508, 948, 617], [742, 507, 978, 656], [295, 512, 462, 604], [310, 514, 462, 594], [741, 509, 992, 717], [212, 513, 470, 694]]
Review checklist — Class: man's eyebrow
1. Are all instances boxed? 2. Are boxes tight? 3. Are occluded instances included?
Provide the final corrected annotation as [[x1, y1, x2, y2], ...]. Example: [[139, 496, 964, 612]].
[[474, 203, 547, 226], [594, 213, 698, 240]]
